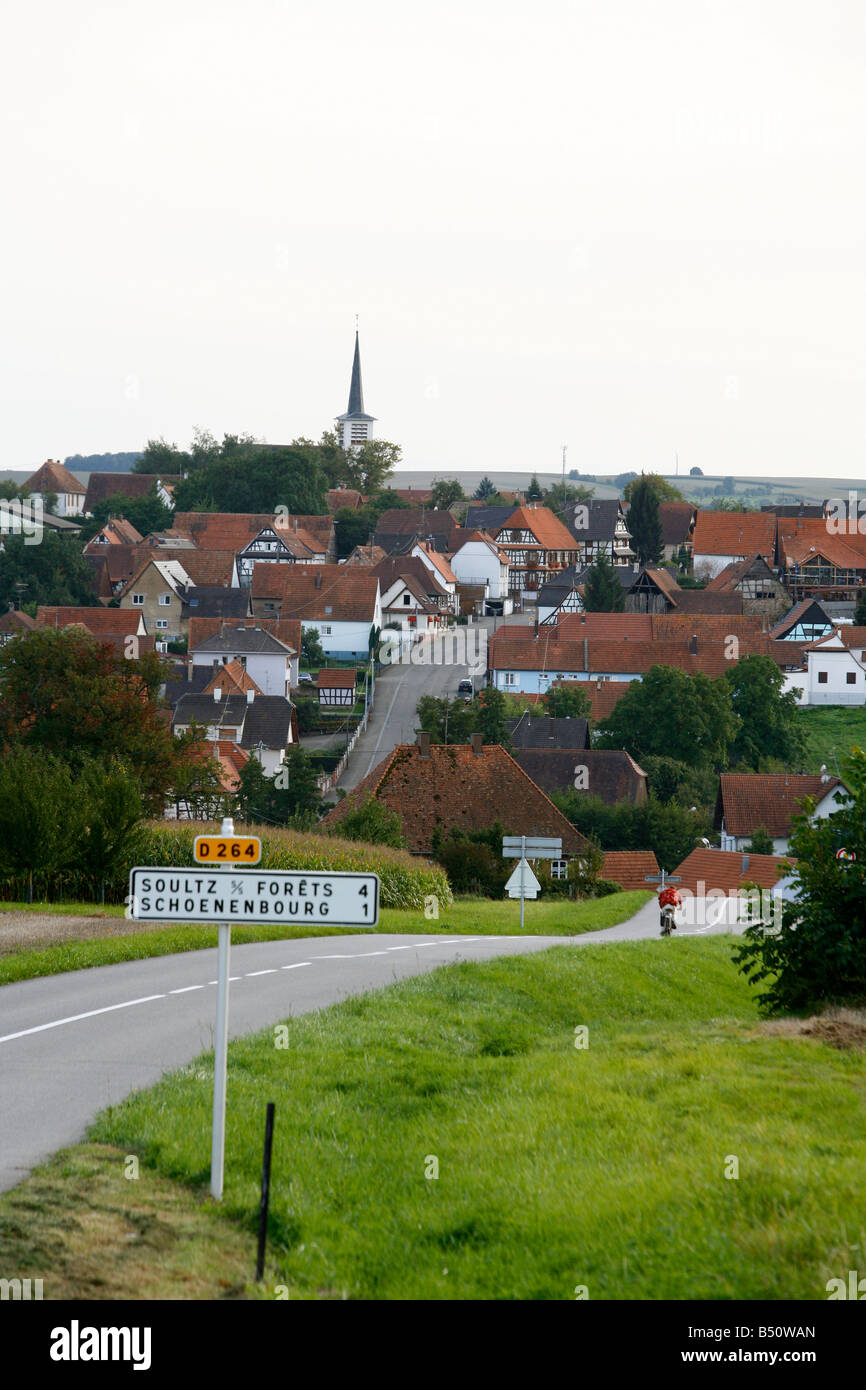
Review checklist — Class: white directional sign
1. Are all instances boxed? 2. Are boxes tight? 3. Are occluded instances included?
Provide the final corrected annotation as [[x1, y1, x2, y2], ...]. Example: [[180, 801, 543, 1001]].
[[505, 858, 541, 899], [502, 836, 562, 860], [127, 868, 379, 927]]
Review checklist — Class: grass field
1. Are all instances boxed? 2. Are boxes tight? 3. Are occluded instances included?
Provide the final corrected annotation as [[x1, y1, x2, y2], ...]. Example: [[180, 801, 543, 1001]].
[[797, 707, 866, 774], [2, 936, 863, 1300], [0, 892, 653, 984]]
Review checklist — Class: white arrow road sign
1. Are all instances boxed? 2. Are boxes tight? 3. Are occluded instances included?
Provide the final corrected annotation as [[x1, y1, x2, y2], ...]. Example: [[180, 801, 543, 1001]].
[[128, 868, 379, 927], [505, 858, 541, 899]]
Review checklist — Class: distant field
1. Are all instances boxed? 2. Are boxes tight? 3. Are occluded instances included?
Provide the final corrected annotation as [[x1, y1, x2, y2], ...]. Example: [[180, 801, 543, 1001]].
[[797, 707, 866, 774]]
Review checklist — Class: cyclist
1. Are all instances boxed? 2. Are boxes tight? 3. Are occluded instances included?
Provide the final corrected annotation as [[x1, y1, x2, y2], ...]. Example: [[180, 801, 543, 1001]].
[[658, 884, 682, 936]]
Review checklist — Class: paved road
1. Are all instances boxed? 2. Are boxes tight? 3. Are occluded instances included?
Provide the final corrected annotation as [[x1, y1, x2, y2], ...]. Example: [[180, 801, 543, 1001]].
[[0, 899, 742, 1194], [337, 619, 501, 792]]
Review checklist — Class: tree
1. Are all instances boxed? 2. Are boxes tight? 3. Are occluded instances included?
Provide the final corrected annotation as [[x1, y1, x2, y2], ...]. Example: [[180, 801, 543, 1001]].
[[545, 480, 594, 512], [733, 748, 866, 1012], [237, 747, 322, 824], [855, 590, 866, 626], [623, 474, 684, 505], [582, 552, 625, 612], [526, 475, 543, 502], [80, 485, 174, 542], [597, 666, 738, 769], [0, 531, 98, 610], [746, 825, 774, 855], [171, 441, 328, 514], [0, 749, 88, 900], [615, 472, 639, 489], [133, 437, 192, 475], [474, 477, 497, 500], [551, 790, 710, 872], [431, 479, 465, 509], [722, 654, 806, 770], [301, 626, 326, 668], [332, 796, 406, 848], [415, 694, 476, 745], [473, 687, 512, 747], [546, 682, 592, 721], [689, 466, 704, 477], [0, 628, 183, 813], [627, 477, 664, 566], [341, 439, 401, 494]]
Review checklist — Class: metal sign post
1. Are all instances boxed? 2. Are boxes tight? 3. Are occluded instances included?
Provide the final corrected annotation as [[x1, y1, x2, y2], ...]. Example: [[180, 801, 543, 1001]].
[[127, 818, 380, 1202], [644, 870, 682, 891], [502, 836, 559, 926]]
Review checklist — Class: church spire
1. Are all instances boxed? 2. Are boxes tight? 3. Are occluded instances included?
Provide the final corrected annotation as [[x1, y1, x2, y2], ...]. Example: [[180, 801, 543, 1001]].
[[335, 322, 376, 449]]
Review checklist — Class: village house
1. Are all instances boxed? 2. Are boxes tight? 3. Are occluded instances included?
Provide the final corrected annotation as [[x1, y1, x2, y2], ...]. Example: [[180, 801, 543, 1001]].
[[511, 748, 648, 804], [373, 507, 461, 555], [563, 499, 635, 568], [407, 542, 460, 613], [626, 565, 745, 615], [656, 502, 696, 563], [715, 772, 847, 855], [317, 669, 357, 706], [188, 621, 298, 696], [82, 472, 174, 516], [171, 686, 295, 776], [22, 460, 87, 518], [775, 516, 866, 605], [321, 734, 589, 861], [0, 609, 39, 647], [783, 625, 866, 706], [770, 599, 834, 644], [704, 554, 790, 620], [691, 510, 777, 580], [537, 568, 584, 625], [448, 533, 512, 616], [117, 558, 192, 642], [483, 505, 582, 603], [250, 564, 381, 660]]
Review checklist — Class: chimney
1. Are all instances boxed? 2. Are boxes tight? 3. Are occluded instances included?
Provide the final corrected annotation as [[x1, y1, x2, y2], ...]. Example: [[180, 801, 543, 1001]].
[[246, 688, 255, 704], [470, 732, 483, 755], [186, 656, 193, 680], [212, 658, 219, 672], [213, 687, 222, 702], [690, 633, 698, 654], [741, 853, 749, 875], [315, 572, 322, 589], [417, 731, 431, 757], [584, 637, 588, 672]]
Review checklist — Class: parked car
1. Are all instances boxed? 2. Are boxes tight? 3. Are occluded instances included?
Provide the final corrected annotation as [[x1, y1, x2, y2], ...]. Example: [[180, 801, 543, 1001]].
[[297, 672, 314, 685], [457, 678, 473, 702]]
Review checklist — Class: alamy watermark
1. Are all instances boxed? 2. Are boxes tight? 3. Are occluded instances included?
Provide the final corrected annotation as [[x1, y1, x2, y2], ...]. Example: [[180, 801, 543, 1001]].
[[0, 496, 43, 545], [378, 628, 487, 675]]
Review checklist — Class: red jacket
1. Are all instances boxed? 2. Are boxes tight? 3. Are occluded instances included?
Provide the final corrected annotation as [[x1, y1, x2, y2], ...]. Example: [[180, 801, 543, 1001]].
[[659, 886, 681, 909]]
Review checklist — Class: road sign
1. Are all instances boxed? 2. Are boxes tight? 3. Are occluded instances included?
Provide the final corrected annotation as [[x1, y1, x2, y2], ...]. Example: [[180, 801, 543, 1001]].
[[127, 868, 379, 927], [502, 836, 562, 860], [505, 858, 540, 899], [194, 834, 261, 865], [836, 848, 856, 862], [645, 872, 682, 887]]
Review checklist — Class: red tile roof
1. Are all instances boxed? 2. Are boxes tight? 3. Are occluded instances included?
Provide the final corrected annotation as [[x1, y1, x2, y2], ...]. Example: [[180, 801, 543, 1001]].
[[251, 564, 379, 622], [320, 743, 588, 855], [580, 679, 635, 722], [203, 660, 263, 697], [326, 488, 364, 512], [672, 847, 793, 895], [83, 473, 166, 512], [23, 459, 86, 495], [601, 851, 660, 890], [36, 607, 144, 636], [692, 511, 777, 559], [317, 669, 356, 688], [497, 505, 580, 550], [777, 515, 866, 560], [717, 773, 844, 837]]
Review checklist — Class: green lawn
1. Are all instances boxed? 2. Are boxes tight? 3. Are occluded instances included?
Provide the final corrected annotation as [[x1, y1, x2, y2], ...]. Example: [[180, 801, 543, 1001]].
[[0, 892, 652, 985], [798, 706, 866, 774], [5, 937, 861, 1300]]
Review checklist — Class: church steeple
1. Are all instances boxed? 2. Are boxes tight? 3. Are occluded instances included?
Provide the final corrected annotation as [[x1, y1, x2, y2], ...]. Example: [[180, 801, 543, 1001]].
[[335, 324, 376, 449]]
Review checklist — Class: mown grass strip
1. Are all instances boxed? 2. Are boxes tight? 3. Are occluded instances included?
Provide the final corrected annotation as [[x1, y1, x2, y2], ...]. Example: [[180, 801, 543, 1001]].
[[0, 892, 652, 985]]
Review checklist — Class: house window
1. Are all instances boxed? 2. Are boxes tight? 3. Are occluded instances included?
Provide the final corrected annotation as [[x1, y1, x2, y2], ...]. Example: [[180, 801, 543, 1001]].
[[320, 625, 332, 635], [158, 593, 171, 606], [551, 860, 568, 880], [847, 672, 856, 684], [818, 672, 828, 683], [503, 672, 517, 686], [132, 594, 144, 606], [403, 593, 412, 604], [156, 619, 168, 630]]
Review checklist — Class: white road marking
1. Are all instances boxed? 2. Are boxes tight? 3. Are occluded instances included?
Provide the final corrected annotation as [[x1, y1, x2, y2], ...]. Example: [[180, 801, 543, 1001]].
[[245, 969, 277, 977], [363, 672, 407, 775], [0, 995, 167, 1046], [280, 962, 311, 970], [169, 985, 205, 994]]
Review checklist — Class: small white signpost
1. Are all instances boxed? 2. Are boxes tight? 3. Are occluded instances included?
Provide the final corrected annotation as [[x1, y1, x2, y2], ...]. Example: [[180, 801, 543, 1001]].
[[502, 835, 561, 927], [126, 819, 379, 1201]]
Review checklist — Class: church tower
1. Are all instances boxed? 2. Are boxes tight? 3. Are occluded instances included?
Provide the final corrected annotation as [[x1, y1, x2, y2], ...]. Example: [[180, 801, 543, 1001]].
[[335, 327, 376, 449]]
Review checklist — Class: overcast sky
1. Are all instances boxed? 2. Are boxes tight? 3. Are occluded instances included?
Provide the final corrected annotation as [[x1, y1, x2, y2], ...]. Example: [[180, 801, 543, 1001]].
[[1, 1, 864, 478]]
